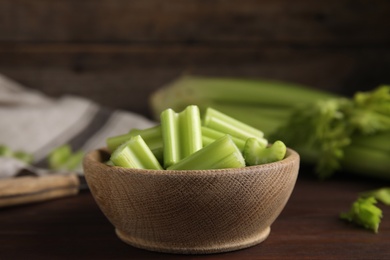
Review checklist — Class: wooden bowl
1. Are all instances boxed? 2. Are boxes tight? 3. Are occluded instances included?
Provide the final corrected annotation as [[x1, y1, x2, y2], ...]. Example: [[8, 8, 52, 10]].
[[83, 148, 300, 254]]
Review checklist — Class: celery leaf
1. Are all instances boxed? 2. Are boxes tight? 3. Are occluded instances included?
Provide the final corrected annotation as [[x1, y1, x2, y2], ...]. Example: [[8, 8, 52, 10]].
[[340, 196, 382, 233]]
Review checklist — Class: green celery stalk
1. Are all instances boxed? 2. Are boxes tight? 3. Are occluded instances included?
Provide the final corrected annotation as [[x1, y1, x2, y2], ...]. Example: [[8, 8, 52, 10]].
[[206, 103, 291, 137], [150, 76, 335, 119], [350, 131, 390, 153], [203, 107, 268, 146], [168, 135, 245, 170], [129, 125, 162, 151], [110, 135, 163, 170], [201, 126, 246, 151], [129, 126, 163, 163], [342, 145, 390, 180], [106, 125, 164, 162], [161, 105, 202, 168], [106, 132, 133, 152]]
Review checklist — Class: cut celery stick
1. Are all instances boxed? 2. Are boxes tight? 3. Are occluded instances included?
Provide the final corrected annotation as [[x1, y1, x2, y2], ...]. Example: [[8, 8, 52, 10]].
[[168, 135, 245, 170], [106, 132, 133, 152], [48, 145, 72, 170], [63, 150, 85, 170], [107, 125, 164, 162], [0, 145, 12, 157], [161, 105, 202, 168], [203, 107, 268, 146], [129, 125, 162, 151], [110, 135, 163, 169], [201, 126, 246, 151], [129, 125, 164, 163], [244, 139, 287, 165]]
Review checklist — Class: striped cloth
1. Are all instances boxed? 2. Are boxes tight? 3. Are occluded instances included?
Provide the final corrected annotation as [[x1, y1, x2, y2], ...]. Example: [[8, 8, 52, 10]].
[[0, 74, 156, 178]]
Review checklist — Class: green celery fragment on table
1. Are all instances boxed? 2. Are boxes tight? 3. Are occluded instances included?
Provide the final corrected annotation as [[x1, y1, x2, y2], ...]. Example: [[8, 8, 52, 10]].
[[110, 135, 163, 170], [244, 139, 287, 166], [340, 196, 382, 233], [0, 145, 34, 164], [203, 107, 268, 147], [161, 105, 202, 168], [0, 145, 13, 157], [48, 144, 84, 171], [167, 135, 245, 170]]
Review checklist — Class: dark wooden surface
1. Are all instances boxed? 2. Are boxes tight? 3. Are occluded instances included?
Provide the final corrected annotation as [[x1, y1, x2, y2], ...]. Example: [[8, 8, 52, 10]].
[[1, 172, 389, 260], [1, 0, 390, 117]]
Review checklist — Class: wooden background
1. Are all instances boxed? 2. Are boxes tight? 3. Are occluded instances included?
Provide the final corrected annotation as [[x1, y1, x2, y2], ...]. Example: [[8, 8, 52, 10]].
[[1, 0, 389, 117]]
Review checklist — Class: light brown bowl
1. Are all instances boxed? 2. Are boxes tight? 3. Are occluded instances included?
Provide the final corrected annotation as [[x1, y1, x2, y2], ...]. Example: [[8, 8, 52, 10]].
[[83, 148, 300, 254]]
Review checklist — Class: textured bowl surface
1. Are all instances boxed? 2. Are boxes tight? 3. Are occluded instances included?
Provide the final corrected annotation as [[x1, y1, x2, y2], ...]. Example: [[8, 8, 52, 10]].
[[83, 148, 300, 254]]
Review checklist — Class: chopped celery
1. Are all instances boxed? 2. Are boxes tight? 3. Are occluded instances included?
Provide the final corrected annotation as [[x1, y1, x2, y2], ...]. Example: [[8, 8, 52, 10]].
[[63, 150, 85, 171], [48, 144, 84, 171], [201, 126, 246, 151], [106, 132, 133, 152], [48, 145, 72, 170], [0, 145, 34, 164], [161, 105, 202, 168], [110, 135, 163, 170], [129, 125, 162, 151], [244, 139, 287, 166], [203, 107, 268, 147], [13, 151, 34, 164], [168, 135, 245, 170], [107, 125, 164, 162], [0, 145, 12, 157]]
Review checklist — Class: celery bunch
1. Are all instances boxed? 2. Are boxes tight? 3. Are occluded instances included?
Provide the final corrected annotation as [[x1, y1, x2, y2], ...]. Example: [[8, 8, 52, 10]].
[[149, 76, 390, 180], [107, 106, 286, 170]]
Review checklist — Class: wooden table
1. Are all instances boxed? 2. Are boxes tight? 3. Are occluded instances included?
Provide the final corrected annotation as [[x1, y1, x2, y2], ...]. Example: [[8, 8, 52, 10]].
[[1, 171, 389, 260]]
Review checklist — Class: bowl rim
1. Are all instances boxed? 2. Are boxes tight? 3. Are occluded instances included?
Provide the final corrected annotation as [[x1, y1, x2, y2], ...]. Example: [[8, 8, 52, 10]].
[[83, 147, 300, 177]]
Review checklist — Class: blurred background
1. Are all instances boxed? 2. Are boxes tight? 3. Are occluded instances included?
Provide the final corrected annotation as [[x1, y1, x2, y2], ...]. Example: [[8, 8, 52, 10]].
[[1, 0, 389, 118]]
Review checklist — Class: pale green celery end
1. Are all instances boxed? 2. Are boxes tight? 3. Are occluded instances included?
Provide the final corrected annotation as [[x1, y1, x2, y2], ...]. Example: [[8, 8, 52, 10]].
[[106, 132, 133, 152], [110, 136, 163, 169], [203, 107, 268, 146], [129, 125, 163, 150], [110, 144, 137, 168], [167, 135, 244, 170], [161, 108, 180, 168]]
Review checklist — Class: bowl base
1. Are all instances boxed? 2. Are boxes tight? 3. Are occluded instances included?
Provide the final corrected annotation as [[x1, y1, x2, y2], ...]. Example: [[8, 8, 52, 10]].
[[116, 226, 271, 254]]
